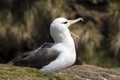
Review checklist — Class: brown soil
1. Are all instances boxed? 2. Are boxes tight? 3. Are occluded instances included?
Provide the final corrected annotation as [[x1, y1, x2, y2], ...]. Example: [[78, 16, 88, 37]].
[[56, 65, 120, 80]]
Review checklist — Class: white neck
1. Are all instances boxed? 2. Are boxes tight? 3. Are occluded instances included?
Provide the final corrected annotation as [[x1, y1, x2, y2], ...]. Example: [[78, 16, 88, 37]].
[[51, 29, 74, 45], [50, 23, 76, 53], [51, 30, 76, 56]]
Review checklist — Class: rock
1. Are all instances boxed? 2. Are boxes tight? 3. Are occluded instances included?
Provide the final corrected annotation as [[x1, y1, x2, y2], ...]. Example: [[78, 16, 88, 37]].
[[57, 65, 120, 80]]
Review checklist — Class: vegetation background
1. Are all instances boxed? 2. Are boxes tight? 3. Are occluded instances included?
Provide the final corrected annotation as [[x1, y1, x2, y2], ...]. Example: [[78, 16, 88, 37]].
[[0, 0, 120, 68]]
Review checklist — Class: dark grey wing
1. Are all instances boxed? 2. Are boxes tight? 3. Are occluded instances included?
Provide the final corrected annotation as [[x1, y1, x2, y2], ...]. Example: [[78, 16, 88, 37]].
[[8, 48, 60, 69], [7, 51, 33, 65]]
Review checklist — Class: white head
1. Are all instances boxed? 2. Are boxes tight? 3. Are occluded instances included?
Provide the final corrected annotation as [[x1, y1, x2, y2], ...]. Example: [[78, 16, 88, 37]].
[[50, 17, 83, 43]]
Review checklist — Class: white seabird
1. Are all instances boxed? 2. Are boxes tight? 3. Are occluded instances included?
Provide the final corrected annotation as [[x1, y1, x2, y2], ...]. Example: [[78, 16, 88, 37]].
[[8, 17, 83, 72]]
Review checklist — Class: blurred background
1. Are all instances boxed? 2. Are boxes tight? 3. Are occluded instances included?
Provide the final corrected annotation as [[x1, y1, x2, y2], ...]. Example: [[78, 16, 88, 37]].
[[0, 0, 120, 67]]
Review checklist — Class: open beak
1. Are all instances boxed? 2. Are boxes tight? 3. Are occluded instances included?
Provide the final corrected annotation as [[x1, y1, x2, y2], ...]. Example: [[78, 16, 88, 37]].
[[68, 18, 84, 39]]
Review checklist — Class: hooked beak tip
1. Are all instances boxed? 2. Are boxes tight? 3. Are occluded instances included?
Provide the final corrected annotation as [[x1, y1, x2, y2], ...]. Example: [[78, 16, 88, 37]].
[[78, 18, 84, 22]]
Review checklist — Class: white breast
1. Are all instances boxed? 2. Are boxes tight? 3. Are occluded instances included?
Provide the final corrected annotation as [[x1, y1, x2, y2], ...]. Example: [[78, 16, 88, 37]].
[[40, 43, 76, 72]]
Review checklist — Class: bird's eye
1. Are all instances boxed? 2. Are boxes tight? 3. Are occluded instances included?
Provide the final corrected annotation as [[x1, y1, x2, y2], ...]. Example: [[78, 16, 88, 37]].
[[62, 21, 67, 24]]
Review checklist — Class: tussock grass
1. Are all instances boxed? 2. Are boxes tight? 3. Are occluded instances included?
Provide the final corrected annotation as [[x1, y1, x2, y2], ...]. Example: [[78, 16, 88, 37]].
[[73, 22, 102, 64], [111, 33, 120, 57]]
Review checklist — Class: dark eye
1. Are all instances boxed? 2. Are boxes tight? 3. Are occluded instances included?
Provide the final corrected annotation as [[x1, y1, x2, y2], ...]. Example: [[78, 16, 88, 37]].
[[62, 21, 67, 24]]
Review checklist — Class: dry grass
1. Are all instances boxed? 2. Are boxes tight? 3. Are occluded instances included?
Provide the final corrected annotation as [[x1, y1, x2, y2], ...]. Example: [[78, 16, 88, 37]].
[[108, 0, 120, 12], [71, 22, 103, 64], [110, 33, 120, 57], [106, 0, 120, 59], [77, 22, 102, 53], [78, 26, 102, 55]]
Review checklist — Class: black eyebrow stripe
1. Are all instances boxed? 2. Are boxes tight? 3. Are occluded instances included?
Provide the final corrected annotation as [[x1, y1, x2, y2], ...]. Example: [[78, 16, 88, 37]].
[[63, 21, 67, 24]]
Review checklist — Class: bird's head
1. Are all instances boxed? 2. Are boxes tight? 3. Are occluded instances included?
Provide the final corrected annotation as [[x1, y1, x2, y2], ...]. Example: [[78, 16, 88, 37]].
[[50, 17, 83, 40], [50, 17, 83, 30]]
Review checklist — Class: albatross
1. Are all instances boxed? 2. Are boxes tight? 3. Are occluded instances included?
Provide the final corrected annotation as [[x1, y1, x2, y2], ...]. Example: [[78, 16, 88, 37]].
[[8, 17, 83, 72]]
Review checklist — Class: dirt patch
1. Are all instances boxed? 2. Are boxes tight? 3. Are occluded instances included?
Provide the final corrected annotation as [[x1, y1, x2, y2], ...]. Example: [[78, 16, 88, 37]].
[[56, 65, 120, 80]]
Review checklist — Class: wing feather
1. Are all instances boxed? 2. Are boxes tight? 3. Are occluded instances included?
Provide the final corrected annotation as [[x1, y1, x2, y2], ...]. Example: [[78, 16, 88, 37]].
[[8, 48, 60, 69]]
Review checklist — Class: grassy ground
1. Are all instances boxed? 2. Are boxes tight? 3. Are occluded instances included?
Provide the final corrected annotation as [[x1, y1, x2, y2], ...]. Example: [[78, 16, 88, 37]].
[[0, 64, 120, 80], [0, 0, 120, 68], [0, 64, 82, 80]]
